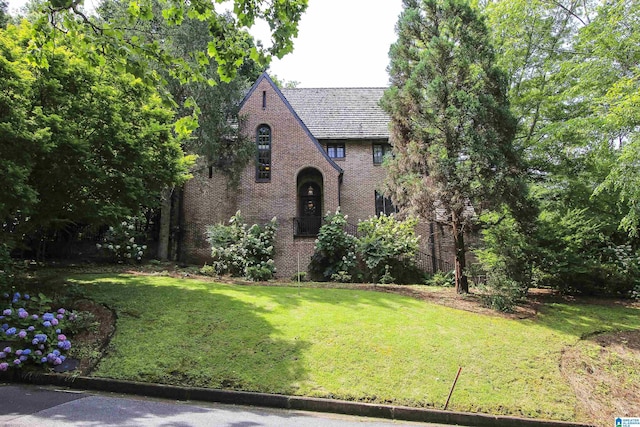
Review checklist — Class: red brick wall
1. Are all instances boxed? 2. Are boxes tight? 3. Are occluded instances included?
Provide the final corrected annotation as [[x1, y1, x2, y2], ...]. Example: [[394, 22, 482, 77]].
[[180, 75, 460, 278]]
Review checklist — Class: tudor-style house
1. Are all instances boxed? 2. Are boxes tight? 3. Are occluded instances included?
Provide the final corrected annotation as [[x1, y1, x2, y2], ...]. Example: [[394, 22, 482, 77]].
[[180, 73, 452, 277]]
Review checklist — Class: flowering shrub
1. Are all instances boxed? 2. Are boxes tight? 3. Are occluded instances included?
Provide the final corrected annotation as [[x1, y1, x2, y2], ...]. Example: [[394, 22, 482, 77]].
[[97, 216, 148, 263], [0, 291, 76, 372], [308, 209, 357, 282], [357, 214, 420, 283], [205, 211, 278, 281]]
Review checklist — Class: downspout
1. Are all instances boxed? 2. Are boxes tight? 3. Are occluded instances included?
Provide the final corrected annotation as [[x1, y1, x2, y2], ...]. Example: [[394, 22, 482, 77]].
[[338, 172, 343, 207]]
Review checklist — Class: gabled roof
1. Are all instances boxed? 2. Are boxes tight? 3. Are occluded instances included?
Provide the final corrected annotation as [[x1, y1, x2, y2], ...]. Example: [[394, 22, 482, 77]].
[[281, 87, 390, 140], [240, 72, 343, 174]]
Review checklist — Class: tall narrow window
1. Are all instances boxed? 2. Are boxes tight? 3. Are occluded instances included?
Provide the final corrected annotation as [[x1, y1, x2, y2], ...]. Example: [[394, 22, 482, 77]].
[[256, 125, 271, 181], [373, 143, 390, 164], [375, 191, 397, 216], [262, 91, 267, 109]]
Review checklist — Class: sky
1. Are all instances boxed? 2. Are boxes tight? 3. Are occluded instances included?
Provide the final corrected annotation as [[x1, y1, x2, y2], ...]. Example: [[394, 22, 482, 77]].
[[254, 0, 404, 87], [7, 0, 404, 88]]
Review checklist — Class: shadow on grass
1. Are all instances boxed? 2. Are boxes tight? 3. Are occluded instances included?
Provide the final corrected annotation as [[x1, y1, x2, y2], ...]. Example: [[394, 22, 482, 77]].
[[536, 301, 640, 339], [67, 274, 312, 396]]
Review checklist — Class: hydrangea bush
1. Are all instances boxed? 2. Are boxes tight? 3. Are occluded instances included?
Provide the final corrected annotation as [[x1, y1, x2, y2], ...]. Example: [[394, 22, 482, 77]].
[[97, 216, 148, 263], [0, 291, 76, 372], [205, 211, 278, 281]]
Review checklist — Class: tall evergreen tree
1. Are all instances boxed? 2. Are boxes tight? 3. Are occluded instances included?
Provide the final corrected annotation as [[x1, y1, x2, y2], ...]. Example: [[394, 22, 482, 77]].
[[382, 0, 528, 293]]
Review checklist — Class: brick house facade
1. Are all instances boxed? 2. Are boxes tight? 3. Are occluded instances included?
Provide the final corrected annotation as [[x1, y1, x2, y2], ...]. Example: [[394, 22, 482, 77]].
[[180, 72, 454, 278]]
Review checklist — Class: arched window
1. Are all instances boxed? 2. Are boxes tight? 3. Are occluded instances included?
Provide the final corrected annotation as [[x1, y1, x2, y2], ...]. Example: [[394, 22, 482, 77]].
[[256, 125, 271, 181]]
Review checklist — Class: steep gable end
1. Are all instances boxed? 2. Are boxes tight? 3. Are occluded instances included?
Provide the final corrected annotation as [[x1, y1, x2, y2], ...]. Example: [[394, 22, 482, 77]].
[[240, 73, 343, 173]]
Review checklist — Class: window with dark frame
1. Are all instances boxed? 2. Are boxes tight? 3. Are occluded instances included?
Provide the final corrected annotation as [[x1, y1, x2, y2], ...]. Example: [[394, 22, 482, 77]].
[[372, 143, 390, 164], [256, 125, 271, 181], [375, 191, 397, 216], [326, 143, 345, 159]]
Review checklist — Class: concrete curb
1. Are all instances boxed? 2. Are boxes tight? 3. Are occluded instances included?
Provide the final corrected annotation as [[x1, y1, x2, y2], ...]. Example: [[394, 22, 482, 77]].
[[7, 373, 593, 427]]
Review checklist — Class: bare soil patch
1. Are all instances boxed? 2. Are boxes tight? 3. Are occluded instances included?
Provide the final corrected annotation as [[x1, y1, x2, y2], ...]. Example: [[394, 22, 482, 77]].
[[561, 330, 640, 427]]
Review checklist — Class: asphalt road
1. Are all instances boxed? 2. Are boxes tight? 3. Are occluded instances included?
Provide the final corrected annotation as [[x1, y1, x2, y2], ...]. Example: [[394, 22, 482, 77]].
[[0, 384, 457, 427]]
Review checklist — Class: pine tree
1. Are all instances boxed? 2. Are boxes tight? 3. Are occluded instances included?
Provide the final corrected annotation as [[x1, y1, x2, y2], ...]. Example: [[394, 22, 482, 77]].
[[382, 0, 527, 293]]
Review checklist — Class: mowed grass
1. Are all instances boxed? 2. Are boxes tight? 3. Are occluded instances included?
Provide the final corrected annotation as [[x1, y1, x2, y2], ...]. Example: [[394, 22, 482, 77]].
[[68, 274, 640, 422]]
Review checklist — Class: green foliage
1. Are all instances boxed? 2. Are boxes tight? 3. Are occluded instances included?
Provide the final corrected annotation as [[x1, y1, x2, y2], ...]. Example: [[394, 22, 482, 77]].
[[0, 22, 194, 247], [97, 217, 148, 263], [0, 243, 14, 290], [533, 208, 640, 296], [474, 208, 533, 305], [0, 0, 8, 29], [357, 214, 420, 284], [98, 0, 260, 187], [427, 271, 455, 287], [308, 209, 357, 282], [382, 0, 530, 292], [205, 211, 277, 281], [480, 0, 640, 296], [0, 292, 76, 372], [309, 211, 421, 284], [23, 0, 307, 90]]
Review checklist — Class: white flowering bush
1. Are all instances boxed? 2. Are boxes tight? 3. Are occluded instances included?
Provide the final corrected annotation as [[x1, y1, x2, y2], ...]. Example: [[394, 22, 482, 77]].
[[205, 211, 277, 281], [97, 217, 148, 263], [308, 209, 357, 282]]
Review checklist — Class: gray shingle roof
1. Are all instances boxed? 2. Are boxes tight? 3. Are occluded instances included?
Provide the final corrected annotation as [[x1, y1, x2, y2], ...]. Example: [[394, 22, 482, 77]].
[[281, 88, 390, 140]]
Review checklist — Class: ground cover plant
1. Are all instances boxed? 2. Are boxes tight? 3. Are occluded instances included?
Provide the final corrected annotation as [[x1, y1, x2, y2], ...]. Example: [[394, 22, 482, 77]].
[[64, 273, 639, 424]]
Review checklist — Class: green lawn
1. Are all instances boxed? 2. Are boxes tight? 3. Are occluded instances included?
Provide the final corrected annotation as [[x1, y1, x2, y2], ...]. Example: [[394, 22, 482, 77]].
[[67, 274, 640, 422]]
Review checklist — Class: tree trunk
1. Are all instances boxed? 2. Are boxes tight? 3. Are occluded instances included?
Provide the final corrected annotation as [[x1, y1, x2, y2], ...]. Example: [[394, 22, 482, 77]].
[[451, 212, 469, 294], [157, 186, 173, 261]]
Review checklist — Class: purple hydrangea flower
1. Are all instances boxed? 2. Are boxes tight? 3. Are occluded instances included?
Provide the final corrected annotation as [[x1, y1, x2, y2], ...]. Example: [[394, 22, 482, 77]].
[[57, 340, 71, 351], [51, 318, 59, 326], [31, 314, 39, 320], [13, 359, 20, 365], [57, 308, 66, 315], [23, 294, 30, 300], [3, 347, 11, 353], [21, 349, 31, 355], [42, 321, 52, 328], [0, 362, 8, 371], [2, 309, 11, 316], [5, 327, 16, 336], [0, 352, 5, 358], [15, 350, 22, 356], [27, 326, 35, 332], [55, 329, 61, 334], [42, 313, 55, 322], [18, 330, 27, 339], [18, 310, 29, 319]]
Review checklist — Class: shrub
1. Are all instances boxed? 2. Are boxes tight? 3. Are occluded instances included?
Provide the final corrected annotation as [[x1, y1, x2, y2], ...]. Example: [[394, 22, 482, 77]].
[[427, 270, 455, 287], [534, 208, 640, 296], [0, 291, 76, 372], [357, 214, 420, 284], [474, 209, 533, 309], [308, 209, 358, 281], [97, 216, 148, 263], [205, 211, 277, 281]]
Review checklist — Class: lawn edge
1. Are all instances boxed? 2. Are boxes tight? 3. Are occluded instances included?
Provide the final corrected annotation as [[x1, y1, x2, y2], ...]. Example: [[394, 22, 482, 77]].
[[3, 372, 593, 427]]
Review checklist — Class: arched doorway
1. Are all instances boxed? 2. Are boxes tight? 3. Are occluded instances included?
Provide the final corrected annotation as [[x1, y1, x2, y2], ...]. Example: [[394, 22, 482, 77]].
[[295, 168, 323, 236]]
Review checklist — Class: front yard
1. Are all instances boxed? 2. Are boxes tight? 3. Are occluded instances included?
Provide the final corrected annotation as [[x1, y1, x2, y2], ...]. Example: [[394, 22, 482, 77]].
[[47, 271, 640, 426]]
